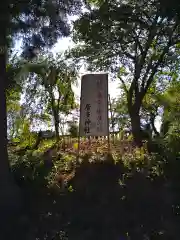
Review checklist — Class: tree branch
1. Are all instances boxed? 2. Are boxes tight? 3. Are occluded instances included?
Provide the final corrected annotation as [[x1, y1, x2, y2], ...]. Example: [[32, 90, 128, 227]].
[[120, 45, 136, 61], [135, 14, 159, 80], [57, 88, 61, 112], [124, 51, 136, 61], [135, 37, 144, 55], [132, 30, 144, 55], [141, 57, 153, 91], [142, 25, 177, 97], [127, 83, 133, 109], [119, 76, 128, 94], [142, 50, 169, 99], [141, 22, 179, 100], [131, 15, 159, 104], [127, 77, 137, 109]]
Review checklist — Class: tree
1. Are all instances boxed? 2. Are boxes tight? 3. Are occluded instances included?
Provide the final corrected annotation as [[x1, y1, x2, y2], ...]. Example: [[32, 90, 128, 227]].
[[140, 82, 161, 137], [68, 121, 79, 137], [7, 88, 21, 140], [22, 54, 78, 141], [157, 80, 180, 136], [9, 0, 82, 57], [109, 93, 131, 133], [111, 84, 161, 140], [71, 0, 180, 146], [0, 3, 21, 233], [0, 0, 82, 234], [6, 57, 26, 140]]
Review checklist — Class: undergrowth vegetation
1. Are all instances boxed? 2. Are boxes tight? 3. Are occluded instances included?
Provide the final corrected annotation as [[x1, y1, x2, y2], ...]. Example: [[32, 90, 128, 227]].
[[7, 137, 180, 239]]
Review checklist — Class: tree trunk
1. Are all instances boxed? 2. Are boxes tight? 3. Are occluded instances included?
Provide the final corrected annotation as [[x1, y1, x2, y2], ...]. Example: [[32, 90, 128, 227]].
[[0, 3, 22, 238], [53, 110, 60, 141], [129, 107, 143, 147]]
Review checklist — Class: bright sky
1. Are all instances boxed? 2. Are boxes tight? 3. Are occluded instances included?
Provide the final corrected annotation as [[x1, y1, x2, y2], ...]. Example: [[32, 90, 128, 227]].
[[51, 37, 120, 101], [52, 38, 161, 131], [13, 36, 161, 132]]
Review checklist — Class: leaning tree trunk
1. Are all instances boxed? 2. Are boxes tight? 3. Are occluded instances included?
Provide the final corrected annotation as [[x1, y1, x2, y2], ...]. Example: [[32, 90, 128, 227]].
[[50, 94, 60, 142], [0, 3, 22, 238], [53, 109, 60, 141]]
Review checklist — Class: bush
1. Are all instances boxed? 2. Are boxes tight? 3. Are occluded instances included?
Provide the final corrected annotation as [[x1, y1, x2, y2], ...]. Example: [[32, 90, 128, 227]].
[[68, 123, 78, 138]]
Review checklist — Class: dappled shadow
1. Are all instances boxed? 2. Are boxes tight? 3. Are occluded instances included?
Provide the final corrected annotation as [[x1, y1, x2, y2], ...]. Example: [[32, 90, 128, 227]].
[[15, 153, 179, 240]]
